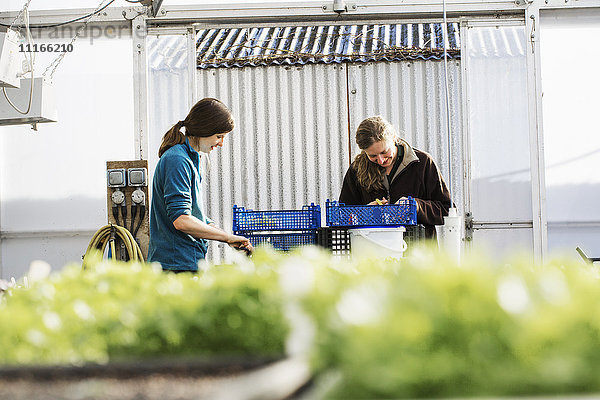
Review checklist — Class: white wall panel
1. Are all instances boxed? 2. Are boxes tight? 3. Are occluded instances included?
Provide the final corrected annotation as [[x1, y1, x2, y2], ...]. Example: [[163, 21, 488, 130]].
[[461, 23, 539, 260], [1, 235, 93, 280]]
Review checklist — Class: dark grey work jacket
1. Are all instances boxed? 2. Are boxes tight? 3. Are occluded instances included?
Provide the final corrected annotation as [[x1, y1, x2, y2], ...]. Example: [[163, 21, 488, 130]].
[[339, 140, 452, 239]]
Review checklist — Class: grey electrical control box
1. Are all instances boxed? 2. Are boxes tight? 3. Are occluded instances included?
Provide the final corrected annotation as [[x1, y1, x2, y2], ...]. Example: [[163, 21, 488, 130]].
[[128, 168, 147, 186], [107, 169, 127, 187]]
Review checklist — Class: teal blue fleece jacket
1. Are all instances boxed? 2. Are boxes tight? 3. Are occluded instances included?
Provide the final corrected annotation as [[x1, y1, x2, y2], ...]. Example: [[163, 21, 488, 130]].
[[148, 138, 212, 271]]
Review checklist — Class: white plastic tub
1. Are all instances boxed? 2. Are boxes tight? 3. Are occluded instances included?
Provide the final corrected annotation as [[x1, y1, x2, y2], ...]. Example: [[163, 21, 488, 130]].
[[348, 227, 407, 260]]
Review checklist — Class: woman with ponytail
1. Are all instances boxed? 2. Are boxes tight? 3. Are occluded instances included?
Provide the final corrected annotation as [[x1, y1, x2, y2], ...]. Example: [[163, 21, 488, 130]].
[[339, 116, 452, 239], [149, 98, 252, 272]]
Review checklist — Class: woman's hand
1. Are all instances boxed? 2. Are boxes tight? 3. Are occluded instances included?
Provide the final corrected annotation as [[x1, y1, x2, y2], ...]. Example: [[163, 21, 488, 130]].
[[396, 197, 419, 212], [227, 234, 254, 255], [368, 197, 388, 205], [173, 216, 253, 252]]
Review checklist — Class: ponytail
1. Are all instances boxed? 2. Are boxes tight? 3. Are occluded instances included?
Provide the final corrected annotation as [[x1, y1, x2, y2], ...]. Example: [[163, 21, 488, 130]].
[[158, 121, 186, 157]]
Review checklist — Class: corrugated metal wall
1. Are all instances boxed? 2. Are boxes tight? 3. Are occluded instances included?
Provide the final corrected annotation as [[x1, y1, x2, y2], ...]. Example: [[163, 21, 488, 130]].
[[195, 23, 461, 69], [197, 63, 349, 261], [197, 60, 463, 262]]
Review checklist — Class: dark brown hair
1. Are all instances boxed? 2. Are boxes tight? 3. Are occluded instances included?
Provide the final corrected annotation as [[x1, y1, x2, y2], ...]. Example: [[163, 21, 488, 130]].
[[158, 98, 235, 157], [352, 116, 400, 192]]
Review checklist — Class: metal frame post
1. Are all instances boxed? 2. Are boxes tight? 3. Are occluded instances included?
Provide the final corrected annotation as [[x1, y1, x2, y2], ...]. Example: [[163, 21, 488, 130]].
[[132, 14, 149, 160], [459, 19, 473, 247], [186, 25, 198, 108], [525, 3, 548, 262]]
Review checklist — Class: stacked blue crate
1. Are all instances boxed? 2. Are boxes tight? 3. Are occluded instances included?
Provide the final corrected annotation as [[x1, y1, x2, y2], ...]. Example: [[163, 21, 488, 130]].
[[325, 197, 417, 228], [232, 204, 321, 251], [318, 198, 420, 255]]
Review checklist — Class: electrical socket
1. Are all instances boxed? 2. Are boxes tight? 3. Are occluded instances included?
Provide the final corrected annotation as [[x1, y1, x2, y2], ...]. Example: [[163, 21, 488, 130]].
[[128, 168, 147, 186], [107, 169, 127, 187]]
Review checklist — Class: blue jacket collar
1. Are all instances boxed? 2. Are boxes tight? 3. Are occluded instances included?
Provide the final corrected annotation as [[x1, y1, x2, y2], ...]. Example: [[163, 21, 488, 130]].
[[184, 137, 201, 165]]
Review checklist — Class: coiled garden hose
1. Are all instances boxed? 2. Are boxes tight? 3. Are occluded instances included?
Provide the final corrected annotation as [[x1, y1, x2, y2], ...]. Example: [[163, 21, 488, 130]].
[[83, 224, 144, 269]]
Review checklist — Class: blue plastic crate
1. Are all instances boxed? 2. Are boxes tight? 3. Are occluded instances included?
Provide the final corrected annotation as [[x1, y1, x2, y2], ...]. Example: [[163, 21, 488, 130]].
[[326, 197, 417, 227], [232, 204, 321, 232], [240, 231, 318, 252]]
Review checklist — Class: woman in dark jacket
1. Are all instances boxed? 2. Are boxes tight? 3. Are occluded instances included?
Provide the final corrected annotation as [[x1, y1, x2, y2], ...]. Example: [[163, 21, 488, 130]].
[[339, 116, 452, 239]]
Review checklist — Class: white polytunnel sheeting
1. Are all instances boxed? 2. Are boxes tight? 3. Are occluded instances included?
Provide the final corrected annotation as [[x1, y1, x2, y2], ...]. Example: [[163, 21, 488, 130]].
[[464, 23, 534, 258], [0, 33, 136, 279], [540, 9, 600, 259], [148, 34, 193, 177]]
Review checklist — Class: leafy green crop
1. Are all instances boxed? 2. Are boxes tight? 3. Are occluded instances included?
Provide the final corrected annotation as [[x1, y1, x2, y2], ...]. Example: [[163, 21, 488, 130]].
[[0, 253, 288, 366], [3, 243, 600, 399], [297, 244, 600, 399]]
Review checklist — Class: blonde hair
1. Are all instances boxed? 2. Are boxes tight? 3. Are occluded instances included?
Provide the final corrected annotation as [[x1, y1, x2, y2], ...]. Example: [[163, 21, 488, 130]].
[[352, 116, 400, 192]]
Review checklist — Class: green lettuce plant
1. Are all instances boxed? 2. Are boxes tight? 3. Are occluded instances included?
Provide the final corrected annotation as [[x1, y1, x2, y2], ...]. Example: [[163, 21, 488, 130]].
[[3, 243, 600, 400], [0, 253, 288, 366], [297, 244, 600, 398]]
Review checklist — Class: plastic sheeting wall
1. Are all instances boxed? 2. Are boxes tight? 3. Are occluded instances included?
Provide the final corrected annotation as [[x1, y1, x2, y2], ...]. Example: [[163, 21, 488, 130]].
[[0, 34, 135, 279], [195, 60, 463, 262], [463, 23, 534, 258], [540, 9, 600, 259], [148, 34, 193, 177]]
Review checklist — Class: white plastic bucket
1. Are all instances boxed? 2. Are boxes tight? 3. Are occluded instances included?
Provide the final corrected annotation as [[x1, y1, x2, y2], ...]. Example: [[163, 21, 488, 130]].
[[348, 227, 408, 260]]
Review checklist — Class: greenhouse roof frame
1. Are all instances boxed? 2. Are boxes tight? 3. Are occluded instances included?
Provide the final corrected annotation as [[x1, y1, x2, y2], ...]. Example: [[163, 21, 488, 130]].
[[2, 0, 597, 31], [0, 0, 595, 28]]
